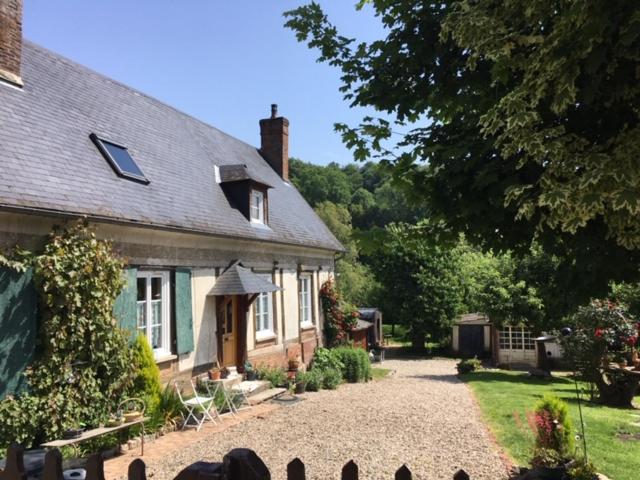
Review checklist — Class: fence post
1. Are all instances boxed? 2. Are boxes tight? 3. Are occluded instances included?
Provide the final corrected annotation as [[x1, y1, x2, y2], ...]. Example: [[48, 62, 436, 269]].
[[41, 449, 63, 480], [341, 460, 358, 480], [0, 445, 26, 480], [286, 458, 305, 480], [85, 453, 105, 480], [453, 469, 470, 480], [128, 459, 147, 480], [395, 465, 412, 480]]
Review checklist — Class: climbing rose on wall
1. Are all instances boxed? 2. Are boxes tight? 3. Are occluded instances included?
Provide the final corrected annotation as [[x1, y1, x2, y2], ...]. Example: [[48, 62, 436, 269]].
[[320, 279, 358, 346]]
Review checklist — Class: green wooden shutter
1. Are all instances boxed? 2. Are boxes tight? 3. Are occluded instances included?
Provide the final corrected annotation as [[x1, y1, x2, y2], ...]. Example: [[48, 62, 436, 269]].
[[114, 267, 138, 341], [0, 267, 38, 398], [175, 268, 194, 354]]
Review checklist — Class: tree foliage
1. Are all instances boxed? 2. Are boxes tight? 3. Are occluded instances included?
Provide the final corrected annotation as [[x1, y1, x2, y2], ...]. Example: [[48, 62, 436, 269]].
[[368, 223, 463, 349], [284, 1, 640, 297]]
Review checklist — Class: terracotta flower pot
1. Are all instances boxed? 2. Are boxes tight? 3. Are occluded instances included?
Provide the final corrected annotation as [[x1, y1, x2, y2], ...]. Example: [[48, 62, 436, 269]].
[[208, 370, 221, 380]]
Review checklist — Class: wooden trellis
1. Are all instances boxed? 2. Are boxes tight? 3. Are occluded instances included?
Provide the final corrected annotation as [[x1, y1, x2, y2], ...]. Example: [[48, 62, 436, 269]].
[[0, 445, 472, 480]]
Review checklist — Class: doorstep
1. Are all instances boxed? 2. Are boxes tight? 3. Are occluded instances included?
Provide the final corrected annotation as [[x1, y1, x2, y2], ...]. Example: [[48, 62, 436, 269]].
[[247, 387, 286, 405]]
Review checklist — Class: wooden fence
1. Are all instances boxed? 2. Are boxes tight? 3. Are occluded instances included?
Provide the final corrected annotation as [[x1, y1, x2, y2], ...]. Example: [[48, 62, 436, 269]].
[[0, 444, 472, 480]]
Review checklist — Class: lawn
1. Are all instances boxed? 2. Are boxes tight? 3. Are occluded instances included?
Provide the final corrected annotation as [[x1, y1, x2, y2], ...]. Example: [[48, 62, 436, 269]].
[[382, 324, 440, 352], [370, 367, 391, 380], [461, 370, 640, 480]]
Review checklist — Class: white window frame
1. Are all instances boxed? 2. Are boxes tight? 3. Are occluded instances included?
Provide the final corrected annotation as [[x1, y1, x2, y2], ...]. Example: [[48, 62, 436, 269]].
[[299, 274, 313, 327], [255, 274, 274, 340], [499, 326, 535, 351], [136, 270, 171, 358], [250, 190, 265, 224]]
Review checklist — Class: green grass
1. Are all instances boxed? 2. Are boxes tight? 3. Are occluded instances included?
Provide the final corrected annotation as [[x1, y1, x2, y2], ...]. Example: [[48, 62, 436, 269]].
[[382, 324, 442, 353], [370, 367, 391, 380], [461, 370, 640, 480]]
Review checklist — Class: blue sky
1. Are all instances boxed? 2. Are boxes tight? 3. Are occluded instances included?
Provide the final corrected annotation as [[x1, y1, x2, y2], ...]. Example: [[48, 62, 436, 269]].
[[24, 1, 386, 166]]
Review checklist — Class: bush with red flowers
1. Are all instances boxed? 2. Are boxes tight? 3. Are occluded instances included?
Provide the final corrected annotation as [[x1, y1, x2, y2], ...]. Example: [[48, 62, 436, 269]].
[[559, 299, 639, 400], [320, 279, 359, 346]]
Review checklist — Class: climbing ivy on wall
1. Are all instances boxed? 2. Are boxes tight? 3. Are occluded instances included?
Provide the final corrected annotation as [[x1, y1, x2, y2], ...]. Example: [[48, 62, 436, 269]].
[[0, 220, 134, 448]]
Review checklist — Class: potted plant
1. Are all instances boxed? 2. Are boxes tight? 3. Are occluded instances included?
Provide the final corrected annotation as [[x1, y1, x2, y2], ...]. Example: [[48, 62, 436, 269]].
[[220, 366, 230, 379], [244, 361, 257, 381], [62, 422, 85, 440], [208, 366, 221, 380], [530, 448, 566, 480], [295, 371, 309, 394]]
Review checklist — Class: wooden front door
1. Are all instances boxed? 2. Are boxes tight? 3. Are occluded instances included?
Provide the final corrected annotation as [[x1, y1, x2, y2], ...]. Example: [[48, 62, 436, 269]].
[[220, 296, 238, 367]]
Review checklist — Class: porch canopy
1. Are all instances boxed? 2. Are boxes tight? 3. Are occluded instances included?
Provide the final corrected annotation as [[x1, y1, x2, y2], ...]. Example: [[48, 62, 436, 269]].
[[207, 260, 281, 296]]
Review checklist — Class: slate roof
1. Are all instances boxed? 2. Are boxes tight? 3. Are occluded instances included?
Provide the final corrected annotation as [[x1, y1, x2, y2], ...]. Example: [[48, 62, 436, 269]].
[[219, 164, 272, 188], [208, 261, 281, 296], [0, 41, 343, 252]]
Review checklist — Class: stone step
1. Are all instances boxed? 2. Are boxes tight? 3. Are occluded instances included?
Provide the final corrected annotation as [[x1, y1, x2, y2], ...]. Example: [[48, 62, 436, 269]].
[[247, 387, 286, 405], [234, 380, 271, 397]]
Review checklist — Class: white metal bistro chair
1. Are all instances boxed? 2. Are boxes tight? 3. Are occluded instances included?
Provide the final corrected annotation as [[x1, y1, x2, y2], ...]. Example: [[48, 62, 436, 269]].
[[174, 380, 219, 431]]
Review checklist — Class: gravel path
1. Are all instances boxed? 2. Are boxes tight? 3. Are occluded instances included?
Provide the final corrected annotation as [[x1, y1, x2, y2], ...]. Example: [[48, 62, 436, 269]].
[[148, 358, 508, 480]]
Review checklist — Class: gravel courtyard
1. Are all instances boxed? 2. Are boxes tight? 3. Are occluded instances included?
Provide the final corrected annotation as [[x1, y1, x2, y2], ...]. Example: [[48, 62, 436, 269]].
[[147, 358, 508, 480]]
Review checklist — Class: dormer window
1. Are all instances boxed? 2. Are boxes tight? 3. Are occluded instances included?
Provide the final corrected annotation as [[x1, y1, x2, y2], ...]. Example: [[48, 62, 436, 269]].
[[250, 189, 265, 223], [218, 164, 272, 226]]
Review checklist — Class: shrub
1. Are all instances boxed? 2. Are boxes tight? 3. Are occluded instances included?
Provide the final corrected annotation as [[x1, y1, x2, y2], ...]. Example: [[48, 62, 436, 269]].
[[131, 335, 162, 413], [559, 300, 638, 392], [531, 394, 573, 457], [456, 357, 482, 374], [334, 346, 371, 382], [311, 347, 344, 372], [322, 368, 342, 389], [305, 369, 323, 392], [530, 447, 563, 469], [146, 384, 185, 432], [257, 365, 286, 388]]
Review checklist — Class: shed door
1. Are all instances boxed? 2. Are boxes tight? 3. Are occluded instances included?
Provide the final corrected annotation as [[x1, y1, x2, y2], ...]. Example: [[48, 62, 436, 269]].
[[459, 325, 485, 358]]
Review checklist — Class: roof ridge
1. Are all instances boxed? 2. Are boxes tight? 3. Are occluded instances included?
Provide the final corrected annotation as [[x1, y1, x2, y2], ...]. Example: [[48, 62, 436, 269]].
[[22, 39, 263, 155]]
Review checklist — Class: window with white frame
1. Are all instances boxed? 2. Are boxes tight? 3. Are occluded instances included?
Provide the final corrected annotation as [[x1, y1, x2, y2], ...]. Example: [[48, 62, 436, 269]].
[[299, 274, 313, 326], [255, 274, 273, 339], [499, 326, 535, 351], [136, 271, 171, 357], [250, 190, 265, 223]]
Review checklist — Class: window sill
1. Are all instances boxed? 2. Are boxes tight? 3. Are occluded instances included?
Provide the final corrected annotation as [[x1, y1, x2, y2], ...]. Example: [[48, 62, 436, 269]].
[[155, 354, 177, 365], [300, 322, 315, 331], [255, 333, 277, 346]]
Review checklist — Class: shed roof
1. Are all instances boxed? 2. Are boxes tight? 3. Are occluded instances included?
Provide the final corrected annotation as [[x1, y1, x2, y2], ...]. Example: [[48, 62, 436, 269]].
[[455, 313, 491, 325], [0, 41, 342, 252]]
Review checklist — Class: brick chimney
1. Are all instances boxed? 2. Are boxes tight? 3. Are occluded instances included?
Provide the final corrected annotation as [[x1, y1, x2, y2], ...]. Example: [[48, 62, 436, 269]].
[[0, 0, 22, 87], [259, 104, 289, 181]]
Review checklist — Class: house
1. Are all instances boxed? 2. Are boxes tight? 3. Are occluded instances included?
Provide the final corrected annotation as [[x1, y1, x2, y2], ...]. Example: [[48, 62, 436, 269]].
[[0, 0, 342, 398]]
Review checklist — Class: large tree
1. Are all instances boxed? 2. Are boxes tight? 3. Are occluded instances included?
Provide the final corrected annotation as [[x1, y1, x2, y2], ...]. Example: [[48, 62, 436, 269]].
[[369, 224, 463, 349], [285, 1, 640, 296]]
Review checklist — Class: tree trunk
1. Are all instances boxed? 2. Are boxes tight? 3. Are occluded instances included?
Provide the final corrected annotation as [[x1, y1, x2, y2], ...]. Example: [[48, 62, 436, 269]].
[[411, 330, 426, 351]]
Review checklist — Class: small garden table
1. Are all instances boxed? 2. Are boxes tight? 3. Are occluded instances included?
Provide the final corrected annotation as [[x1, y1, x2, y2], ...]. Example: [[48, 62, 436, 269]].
[[40, 417, 149, 457]]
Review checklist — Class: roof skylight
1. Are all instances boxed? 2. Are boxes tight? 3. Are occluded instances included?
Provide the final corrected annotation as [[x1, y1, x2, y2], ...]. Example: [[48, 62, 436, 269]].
[[90, 133, 149, 184]]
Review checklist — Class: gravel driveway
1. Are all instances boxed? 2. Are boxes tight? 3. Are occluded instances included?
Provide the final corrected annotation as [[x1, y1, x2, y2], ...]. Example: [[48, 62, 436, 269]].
[[148, 358, 508, 480]]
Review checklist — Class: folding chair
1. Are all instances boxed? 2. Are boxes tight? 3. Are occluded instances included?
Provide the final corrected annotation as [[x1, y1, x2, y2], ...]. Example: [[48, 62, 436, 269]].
[[229, 382, 253, 413], [174, 380, 219, 431]]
